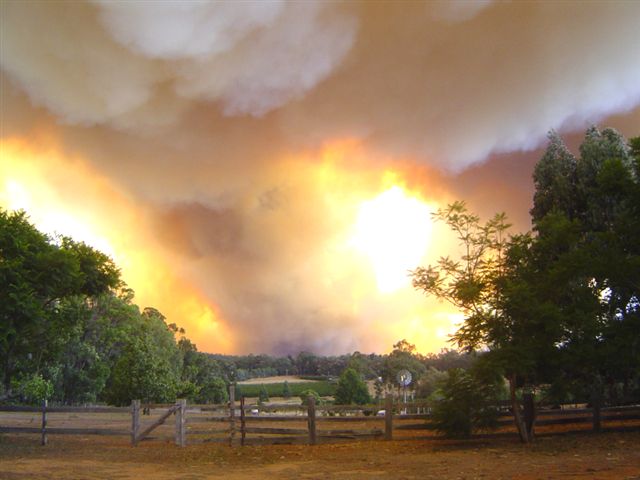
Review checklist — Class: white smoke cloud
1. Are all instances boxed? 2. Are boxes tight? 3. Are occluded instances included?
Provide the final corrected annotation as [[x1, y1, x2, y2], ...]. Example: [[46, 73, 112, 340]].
[[93, 0, 286, 60], [2, 1, 640, 354], [2, 1, 639, 164], [173, 2, 358, 117], [429, 0, 494, 23], [0, 1, 175, 128], [1, 1, 358, 127]]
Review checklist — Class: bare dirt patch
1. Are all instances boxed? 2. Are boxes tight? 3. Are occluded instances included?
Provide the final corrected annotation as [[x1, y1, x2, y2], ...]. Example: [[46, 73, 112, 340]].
[[2, 430, 640, 479]]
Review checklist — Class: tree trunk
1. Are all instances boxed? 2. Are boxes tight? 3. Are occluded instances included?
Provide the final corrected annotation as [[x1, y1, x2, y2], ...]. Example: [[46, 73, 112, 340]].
[[509, 375, 530, 444], [2, 351, 14, 397], [523, 392, 536, 439], [591, 388, 602, 433]]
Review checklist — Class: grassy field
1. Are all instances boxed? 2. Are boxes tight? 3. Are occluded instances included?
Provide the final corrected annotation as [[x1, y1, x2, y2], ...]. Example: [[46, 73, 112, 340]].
[[236, 380, 335, 398], [237, 375, 330, 385], [1, 430, 640, 479]]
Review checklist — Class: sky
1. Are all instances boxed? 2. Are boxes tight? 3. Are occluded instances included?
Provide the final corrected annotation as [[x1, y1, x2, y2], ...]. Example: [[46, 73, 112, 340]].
[[1, 1, 639, 356]]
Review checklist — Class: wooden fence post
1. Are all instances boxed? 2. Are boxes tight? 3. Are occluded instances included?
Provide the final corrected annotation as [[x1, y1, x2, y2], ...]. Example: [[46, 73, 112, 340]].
[[229, 385, 236, 447], [131, 400, 140, 446], [175, 399, 186, 447], [384, 395, 393, 441], [240, 396, 246, 446], [41, 399, 47, 446], [307, 395, 317, 445]]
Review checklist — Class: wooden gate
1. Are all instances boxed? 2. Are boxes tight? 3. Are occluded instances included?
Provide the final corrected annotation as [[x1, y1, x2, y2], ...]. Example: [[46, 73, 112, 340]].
[[131, 399, 186, 446]]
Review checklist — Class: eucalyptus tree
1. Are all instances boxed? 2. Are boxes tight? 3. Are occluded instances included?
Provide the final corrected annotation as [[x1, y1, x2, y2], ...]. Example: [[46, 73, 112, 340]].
[[530, 128, 640, 408], [411, 128, 640, 442], [0, 209, 120, 396]]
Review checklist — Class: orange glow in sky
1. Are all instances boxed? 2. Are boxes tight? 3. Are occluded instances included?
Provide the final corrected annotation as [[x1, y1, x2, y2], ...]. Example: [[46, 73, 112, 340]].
[[1, 136, 462, 355], [0, 136, 234, 353]]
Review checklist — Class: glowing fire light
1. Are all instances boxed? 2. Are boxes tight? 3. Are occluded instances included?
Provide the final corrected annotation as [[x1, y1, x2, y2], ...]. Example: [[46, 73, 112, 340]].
[[2, 136, 459, 355], [351, 186, 432, 293], [0, 137, 234, 353]]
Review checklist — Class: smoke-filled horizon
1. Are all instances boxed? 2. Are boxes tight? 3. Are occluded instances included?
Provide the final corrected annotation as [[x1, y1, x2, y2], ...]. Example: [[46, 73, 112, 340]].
[[1, 1, 639, 355]]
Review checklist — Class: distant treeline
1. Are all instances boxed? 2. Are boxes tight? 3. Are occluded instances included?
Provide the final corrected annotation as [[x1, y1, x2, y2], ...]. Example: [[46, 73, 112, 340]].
[[208, 345, 475, 383]]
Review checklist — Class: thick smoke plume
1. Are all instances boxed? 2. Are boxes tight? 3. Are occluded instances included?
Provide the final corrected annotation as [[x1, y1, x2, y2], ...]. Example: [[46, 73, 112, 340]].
[[1, 1, 639, 354]]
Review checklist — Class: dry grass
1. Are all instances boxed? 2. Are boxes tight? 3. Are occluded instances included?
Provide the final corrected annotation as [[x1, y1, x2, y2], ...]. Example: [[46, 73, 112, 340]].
[[2, 429, 640, 479]]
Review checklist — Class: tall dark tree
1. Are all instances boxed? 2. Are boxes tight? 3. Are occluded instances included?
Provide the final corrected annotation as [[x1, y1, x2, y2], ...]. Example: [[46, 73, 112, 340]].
[[0, 209, 120, 395], [530, 129, 640, 409], [531, 130, 578, 222], [413, 128, 640, 442]]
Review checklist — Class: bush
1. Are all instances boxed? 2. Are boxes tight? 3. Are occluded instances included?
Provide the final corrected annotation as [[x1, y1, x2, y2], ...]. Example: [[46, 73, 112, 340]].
[[415, 367, 447, 399], [300, 389, 322, 406], [334, 368, 371, 405], [196, 378, 228, 404], [430, 368, 501, 438], [19, 374, 53, 404]]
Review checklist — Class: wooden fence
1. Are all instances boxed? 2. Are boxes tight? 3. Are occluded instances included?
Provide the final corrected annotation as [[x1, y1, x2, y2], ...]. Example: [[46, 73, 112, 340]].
[[2, 388, 640, 447]]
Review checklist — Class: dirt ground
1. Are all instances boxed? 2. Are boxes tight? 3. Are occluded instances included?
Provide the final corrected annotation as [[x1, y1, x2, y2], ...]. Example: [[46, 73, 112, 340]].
[[1, 430, 640, 479]]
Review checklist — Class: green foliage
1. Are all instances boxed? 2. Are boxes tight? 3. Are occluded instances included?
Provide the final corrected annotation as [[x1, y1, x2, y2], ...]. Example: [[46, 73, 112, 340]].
[[346, 351, 377, 379], [531, 130, 578, 222], [237, 381, 335, 398], [526, 128, 640, 400], [233, 384, 243, 398], [258, 384, 270, 404], [381, 339, 426, 386], [299, 388, 322, 406], [106, 334, 178, 406], [422, 349, 476, 371], [0, 209, 120, 394], [196, 378, 228, 404], [411, 202, 511, 351], [430, 368, 502, 438], [415, 367, 447, 399], [373, 377, 384, 401], [282, 380, 292, 399], [177, 337, 227, 402], [17, 373, 53, 404], [414, 128, 640, 442], [334, 368, 371, 405]]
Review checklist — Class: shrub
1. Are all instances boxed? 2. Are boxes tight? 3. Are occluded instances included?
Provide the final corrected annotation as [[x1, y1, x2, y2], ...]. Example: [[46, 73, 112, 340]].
[[334, 368, 371, 405], [430, 368, 501, 438], [197, 378, 228, 404], [19, 374, 53, 404], [415, 367, 447, 399], [300, 389, 322, 406]]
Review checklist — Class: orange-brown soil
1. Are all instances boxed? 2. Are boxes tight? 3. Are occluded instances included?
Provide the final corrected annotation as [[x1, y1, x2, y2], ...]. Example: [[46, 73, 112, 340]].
[[1, 430, 640, 479]]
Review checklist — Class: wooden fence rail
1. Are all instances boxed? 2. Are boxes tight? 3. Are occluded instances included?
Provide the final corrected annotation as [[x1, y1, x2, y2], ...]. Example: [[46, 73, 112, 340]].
[[2, 396, 639, 447]]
